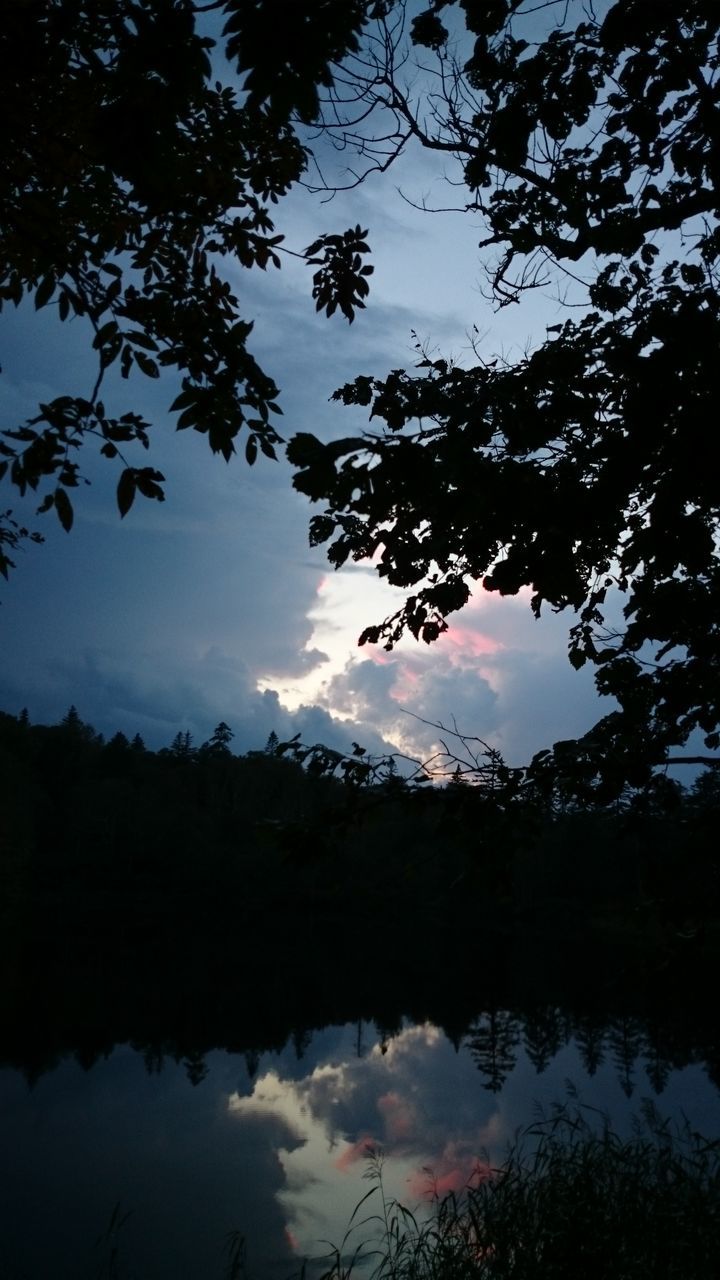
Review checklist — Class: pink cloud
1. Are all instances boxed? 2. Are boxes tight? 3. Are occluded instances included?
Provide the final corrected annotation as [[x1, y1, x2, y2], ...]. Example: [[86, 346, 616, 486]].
[[376, 1091, 417, 1142], [334, 1136, 379, 1172], [284, 1226, 301, 1253], [466, 582, 534, 610], [389, 667, 421, 703], [367, 649, 396, 666], [440, 625, 503, 659]]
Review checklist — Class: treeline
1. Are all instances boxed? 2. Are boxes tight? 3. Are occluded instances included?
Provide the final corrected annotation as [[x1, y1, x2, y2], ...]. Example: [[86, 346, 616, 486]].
[[1, 703, 719, 1090], [1, 705, 719, 945], [2, 923, 720, 1100]]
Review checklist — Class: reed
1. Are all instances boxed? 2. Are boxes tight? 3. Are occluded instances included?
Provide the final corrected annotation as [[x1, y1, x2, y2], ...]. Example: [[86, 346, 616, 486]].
[[45, 1103, 720, 1279], [313, 1102, 720, 1280]]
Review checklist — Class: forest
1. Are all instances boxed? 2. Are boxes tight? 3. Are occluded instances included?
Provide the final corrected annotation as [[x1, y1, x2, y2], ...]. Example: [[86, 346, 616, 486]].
[[3, 703, 720, 938], [1, 701, 719, 1125]]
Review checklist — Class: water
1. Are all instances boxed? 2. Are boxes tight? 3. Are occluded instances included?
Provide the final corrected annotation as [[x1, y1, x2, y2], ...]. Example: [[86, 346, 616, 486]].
[[2, 1011, 720, 1278]]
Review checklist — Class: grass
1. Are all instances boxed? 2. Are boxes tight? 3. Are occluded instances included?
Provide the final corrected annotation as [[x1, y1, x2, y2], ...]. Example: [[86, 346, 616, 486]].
[[312, 1102, 720, 1280], [12, 1104, 718, 1279]]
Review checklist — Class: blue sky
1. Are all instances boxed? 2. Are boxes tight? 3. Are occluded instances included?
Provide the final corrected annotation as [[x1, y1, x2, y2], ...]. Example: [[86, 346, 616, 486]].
[[0, 15, 611, 767]]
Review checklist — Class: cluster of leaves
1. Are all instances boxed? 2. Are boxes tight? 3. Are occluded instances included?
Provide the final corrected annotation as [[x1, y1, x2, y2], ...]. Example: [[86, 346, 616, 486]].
[[0, 509, 44, 582], [289, 0, 720, 785], [0, 0, 378, 540], [305, 225, 374, 321]]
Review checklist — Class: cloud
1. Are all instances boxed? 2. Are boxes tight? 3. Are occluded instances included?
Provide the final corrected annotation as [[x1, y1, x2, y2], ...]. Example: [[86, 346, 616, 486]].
[[221, 1020, 511, 1264], [333, 1135, 379, 1173], [0, 637, 404, 757], [2, 1049, 301, 1280], [290, 1023, 503, 1181], [0, 120, 618, 781], [320, 581, 611, 767], [376, 1090, 418, 1143]]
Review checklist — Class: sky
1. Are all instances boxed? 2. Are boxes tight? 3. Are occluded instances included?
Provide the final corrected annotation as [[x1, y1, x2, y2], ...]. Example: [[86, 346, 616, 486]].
[[0, 9, 612, 769]]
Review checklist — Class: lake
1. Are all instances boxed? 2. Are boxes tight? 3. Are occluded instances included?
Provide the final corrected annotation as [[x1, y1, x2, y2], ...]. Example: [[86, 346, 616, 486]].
[[3, 986, 720, 1279]]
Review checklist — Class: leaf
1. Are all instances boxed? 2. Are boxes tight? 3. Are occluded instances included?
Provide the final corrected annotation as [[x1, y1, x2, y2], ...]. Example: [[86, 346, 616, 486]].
[[127, 330, 159, 351], [93, 319, 119, 348], [34, 274, 55, 309], [54, 487, 74, 532], [117, 468, 137, 519], [169, 389, 194, 412], [135, 351, 160, 378], [680, 263, 704, 286], [176, 407, 199, 430], [135, 467, 165, 501], [309, 514, 335, 546], [245, 434, 257, 465]]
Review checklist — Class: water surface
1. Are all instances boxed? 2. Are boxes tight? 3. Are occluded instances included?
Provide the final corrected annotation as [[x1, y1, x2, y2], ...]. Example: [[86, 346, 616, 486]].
[[3, 1011, 719, 1278]]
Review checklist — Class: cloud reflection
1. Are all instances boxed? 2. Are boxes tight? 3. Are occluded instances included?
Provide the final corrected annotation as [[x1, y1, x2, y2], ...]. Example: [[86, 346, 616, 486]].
[[226, 1022, 504, 1264]]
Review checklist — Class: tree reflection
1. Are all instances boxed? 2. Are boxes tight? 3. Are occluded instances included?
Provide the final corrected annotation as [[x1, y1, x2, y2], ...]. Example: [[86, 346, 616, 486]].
[[465, 1010, 521, 1093]]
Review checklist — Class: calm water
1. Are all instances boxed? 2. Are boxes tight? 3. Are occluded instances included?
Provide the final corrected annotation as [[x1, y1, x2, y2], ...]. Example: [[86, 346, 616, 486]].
[[3, 1014, 720, 1279]]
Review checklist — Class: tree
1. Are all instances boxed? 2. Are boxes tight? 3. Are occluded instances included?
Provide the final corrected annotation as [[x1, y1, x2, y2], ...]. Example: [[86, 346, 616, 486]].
[[0, 0, 376, 572], [204, 720, 234, 753], [466, 1008, 520, 1093], [288, 0, 720, 795], [169, 730, 194, 759], [62, 705, 81, 728]]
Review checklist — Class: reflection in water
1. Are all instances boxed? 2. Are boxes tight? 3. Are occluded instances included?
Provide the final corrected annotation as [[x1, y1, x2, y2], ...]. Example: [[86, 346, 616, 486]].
[[3, 1017, 719, 1278], [226, 1019, 720, 1270]]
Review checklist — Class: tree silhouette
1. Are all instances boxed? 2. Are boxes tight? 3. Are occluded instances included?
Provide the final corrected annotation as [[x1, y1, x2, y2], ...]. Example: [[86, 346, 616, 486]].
[[466, 1008, 520, 1093], [643, 1037, 673, 1096], [169, 730, 195, 759], [0, 0, 375, 566], [204, 721, 234, 753], [289, 0, 720, 792], [574, 1017, 607, 1078], [523, 1006, 568, 1076], [608, 1015, 645, 1099]]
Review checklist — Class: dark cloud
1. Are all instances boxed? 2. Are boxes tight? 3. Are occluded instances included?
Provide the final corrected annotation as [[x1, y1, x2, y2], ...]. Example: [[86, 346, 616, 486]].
[[0, 1048, 300, 1280], [0, 630, 400, 756]]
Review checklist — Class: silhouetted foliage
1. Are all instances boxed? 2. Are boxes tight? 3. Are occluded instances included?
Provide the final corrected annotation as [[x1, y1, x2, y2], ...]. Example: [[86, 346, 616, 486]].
[[0, 509, 44, 580], [203, 720, 234, 753], [1, 705, 719, 945], [288, 0, 720, 793], [0, 0, 376, 559]]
